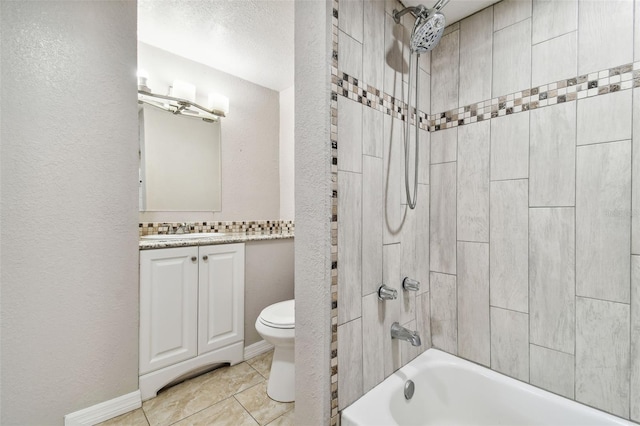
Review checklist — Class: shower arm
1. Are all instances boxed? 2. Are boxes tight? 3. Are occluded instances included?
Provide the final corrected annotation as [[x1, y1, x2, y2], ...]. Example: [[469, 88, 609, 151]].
[[392, 6, 421, 24], [393, 0, 450, 24]]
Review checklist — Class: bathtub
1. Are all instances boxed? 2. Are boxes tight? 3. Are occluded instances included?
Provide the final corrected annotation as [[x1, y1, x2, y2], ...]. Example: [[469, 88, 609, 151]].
[[342, 349, 633, 426]]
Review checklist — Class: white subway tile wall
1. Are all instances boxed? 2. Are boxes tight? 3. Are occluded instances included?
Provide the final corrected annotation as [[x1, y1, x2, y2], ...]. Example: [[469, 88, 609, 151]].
[[430, 162, 456, 274], [361, 155, 384, 297], [493, 0, 531, 31], [490, 111, 530, 181], [529, 207, 575, 354], [529, 344, 575, 399], [459, 7, 493, 107], [633, 89, 640, 255], [636, 0, 640, 61], [489, 179, 529, 313], [337, 170, 363, 324], [338, 30, 363, 82], [492, 18, 531, 98], [457, 121, 490, 242], [575, 297, 630, 418], [430, 272, 458, 354], [631, 255, 640, 420], [430, 126, 457, 164], [529, 101, 576, 206], [531, 31, 577, 88], [430, 30, 459, 113], [577, 0, 634, 76], [337, 317, 363, 410], [531, 0, 577, 45], [490, 306, 530, 382], [456, 241, 490, 366], [576, 140, 631, 303], [330, 0, 640, 422]]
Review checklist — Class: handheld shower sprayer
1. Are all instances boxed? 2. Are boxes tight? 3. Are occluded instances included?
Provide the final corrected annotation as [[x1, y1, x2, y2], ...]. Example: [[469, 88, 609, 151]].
[[392, 0, 449, 209]]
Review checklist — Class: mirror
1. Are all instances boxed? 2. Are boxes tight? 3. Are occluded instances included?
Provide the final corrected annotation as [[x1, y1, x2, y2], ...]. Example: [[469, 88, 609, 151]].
[[139, 104, 221, 211]]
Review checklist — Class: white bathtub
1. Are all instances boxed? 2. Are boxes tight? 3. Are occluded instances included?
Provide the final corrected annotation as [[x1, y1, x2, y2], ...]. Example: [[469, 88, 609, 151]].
[[342, 349, 633, 426]]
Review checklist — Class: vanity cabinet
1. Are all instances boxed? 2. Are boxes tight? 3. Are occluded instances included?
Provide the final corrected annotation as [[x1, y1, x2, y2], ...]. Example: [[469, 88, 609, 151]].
[[139, 243, 245, 400]]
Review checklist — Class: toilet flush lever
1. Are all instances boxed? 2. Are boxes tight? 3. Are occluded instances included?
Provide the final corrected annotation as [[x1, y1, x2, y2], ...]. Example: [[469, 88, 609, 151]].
[[403, 277, 420, 291], [378, 285, 398, 301]]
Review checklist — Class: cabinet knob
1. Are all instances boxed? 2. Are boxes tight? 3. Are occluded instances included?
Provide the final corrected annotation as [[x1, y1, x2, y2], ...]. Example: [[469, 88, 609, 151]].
[[191, 256, 197, 262], [202, 255, 208, 261]]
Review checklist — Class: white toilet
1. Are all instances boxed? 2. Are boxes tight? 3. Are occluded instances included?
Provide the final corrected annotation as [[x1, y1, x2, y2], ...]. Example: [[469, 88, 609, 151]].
[[255, 299, 295, 402]]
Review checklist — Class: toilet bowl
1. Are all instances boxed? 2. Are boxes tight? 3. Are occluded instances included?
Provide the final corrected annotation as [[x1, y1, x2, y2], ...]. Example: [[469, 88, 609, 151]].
[[255, 299, 295, 402]]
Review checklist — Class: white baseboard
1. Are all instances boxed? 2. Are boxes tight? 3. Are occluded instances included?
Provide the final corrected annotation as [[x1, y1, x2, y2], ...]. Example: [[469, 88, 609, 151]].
[[64, 390, 141, 426], [244, 339, 274, 360]]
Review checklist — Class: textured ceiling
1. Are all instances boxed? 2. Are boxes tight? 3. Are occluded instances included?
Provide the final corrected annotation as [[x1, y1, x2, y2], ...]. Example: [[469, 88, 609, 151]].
[[138, 0, 294, 92], [138, 0, 497, 93]]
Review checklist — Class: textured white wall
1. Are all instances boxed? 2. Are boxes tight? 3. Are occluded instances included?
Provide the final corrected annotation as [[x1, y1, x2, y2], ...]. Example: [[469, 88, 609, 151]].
[[294, 0, 333, 423], [0, 1, 139, 424], [279, 86, 295, 220], [138, 43, 281, 223]]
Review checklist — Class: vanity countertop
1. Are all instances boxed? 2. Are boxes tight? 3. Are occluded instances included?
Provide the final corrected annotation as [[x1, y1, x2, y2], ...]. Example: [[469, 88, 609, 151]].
[[139, 232, 294, 250]]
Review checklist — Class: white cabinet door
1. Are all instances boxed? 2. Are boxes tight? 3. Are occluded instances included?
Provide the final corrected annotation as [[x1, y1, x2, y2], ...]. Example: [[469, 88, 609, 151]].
[[198, 243, 245, 354], [139, 246, 199, 375]]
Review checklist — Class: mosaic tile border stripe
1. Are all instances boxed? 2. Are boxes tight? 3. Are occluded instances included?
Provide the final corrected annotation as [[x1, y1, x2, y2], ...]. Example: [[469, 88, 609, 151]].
[[334, 72, 430, 131], [432, 62, 640, 131], [330, 0, 340, 423], [139, 220, 294, 237], [337, 62, 640, 133]]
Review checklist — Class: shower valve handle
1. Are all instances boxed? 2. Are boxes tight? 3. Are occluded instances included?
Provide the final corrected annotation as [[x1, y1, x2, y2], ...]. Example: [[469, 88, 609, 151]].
[[403, 277, 420, 291], [378, 285, 398, 301]]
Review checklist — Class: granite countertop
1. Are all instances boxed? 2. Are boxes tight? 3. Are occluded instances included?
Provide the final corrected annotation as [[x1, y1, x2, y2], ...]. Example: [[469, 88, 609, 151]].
[[139, 232, 294, 250]]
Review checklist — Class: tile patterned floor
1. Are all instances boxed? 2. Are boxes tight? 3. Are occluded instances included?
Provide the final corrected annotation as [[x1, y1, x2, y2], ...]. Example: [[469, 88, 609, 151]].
[[99, 351, 294, 426]]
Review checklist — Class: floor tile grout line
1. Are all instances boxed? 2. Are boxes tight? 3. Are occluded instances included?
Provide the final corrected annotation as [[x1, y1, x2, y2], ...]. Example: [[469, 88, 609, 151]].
[[164, 396, 240, 426], [232, 393, 262, 426], [142, 361, 272, 426], [233, 382, 266, 425], [141, 406, 151, 426], [234, 380, 294, 426]]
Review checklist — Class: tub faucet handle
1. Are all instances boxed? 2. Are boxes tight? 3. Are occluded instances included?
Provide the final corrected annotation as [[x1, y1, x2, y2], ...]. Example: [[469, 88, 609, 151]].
[[378, 284, 398, 301], [403, 277, 420, 291]]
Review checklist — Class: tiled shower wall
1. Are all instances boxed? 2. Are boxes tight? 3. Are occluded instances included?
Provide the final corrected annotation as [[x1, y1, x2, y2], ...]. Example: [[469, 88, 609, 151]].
[[334, 0, 433, 418], [332, 0, 431, 414], [427, 0, 640, 420], [334, 0, 640, 422]]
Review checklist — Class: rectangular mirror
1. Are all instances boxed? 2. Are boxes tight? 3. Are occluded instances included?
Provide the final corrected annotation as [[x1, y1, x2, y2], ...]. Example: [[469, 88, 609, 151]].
[[139, 104, 222, 211]]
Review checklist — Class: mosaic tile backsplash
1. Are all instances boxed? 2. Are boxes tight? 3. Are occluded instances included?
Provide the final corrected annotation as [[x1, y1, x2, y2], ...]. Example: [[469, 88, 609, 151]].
[[139, 220, 294, 237]]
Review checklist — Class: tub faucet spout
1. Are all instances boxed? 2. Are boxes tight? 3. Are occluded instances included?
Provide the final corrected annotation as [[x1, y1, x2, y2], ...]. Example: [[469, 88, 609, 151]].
[[391, 322, 421, 346]]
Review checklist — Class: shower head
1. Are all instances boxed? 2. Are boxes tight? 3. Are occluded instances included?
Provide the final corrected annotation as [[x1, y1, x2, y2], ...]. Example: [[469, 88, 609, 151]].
[[392, 0, 449, 53], [410, 10, 446, 53]]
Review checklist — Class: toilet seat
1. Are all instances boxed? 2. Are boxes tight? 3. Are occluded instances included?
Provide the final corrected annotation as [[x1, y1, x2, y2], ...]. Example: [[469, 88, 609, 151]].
[[258, 299, 295, 329]]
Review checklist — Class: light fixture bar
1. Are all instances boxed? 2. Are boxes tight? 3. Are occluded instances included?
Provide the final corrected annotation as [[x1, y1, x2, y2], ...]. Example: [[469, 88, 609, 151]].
[[137, 90, 226, 122]]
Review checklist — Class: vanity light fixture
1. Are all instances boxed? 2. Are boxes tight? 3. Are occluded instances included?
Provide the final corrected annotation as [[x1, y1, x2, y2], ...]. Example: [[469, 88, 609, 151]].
[[137, 72, 228, 122]]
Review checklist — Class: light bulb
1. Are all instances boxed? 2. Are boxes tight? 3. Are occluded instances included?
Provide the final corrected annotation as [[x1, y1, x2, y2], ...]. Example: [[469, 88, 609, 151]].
[[137, 69, 151, 93], [207, 93, 230, 115], [172, 80, 197, 103]]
